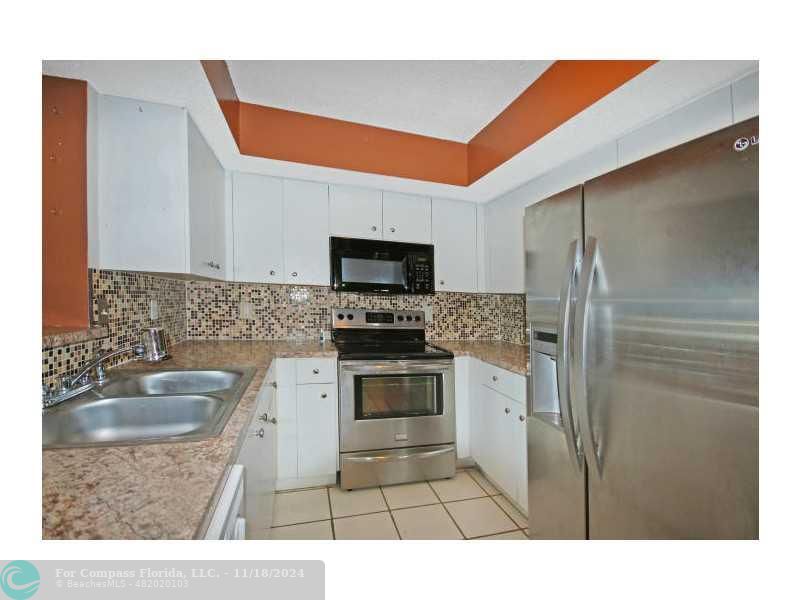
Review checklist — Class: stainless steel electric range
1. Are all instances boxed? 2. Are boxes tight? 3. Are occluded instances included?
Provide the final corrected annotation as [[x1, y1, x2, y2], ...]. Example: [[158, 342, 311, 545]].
[[332, 308, 456, 490]]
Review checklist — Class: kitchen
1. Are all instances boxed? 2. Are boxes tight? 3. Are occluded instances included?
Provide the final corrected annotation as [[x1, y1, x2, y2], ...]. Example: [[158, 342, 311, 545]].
[[38, 60, 758, 543]]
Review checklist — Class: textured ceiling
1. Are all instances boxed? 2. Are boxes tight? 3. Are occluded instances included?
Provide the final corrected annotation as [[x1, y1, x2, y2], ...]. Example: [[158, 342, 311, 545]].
[[227, 60, 554, 142]]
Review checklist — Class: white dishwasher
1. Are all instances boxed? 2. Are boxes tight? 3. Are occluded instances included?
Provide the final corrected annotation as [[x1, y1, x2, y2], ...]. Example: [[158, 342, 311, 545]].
[[204, 464, 246, 540]]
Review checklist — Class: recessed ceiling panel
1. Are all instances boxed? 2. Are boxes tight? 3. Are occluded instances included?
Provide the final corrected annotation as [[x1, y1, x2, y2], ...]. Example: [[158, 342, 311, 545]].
[[227, 60, 553, 142]]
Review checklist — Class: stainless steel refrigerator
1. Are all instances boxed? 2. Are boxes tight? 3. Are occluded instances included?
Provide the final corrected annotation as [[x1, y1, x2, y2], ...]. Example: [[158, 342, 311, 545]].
[[524, 117, 758, 539]]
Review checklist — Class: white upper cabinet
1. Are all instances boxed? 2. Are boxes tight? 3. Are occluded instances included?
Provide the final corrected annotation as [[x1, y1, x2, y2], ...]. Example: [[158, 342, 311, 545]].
[[188, 117, 226, 278], [329, 185, 383, 239], [95, 95, 226, 278], [382, 192, 431, 243], [284, 180, 330, 285], [97, 95, 189, 274], [432, 198, 477, 292], [485, 203, 525, 294], [232, 172, 284, 283]]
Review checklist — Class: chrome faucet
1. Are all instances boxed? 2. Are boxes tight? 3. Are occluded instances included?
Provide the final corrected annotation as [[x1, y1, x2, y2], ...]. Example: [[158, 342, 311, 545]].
[[43, 343, 146, 409]]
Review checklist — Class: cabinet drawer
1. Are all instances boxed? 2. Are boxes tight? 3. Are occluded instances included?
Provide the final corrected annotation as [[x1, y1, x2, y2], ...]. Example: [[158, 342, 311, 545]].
[[482, 363, 525, 404], [296, 358, 337, 384]]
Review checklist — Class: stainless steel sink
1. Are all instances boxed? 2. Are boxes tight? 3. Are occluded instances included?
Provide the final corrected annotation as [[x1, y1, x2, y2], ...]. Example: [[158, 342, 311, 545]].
[[43, 368, 255, 449], [98, 369, 241, 396]]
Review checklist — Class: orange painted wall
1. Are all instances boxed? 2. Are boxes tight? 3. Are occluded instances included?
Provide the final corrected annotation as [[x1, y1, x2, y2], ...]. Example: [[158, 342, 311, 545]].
[[43, 75, 89, 330], [202, 60, 657, 186], [237, 102, 469, 185], [467, 60, 657, 182]]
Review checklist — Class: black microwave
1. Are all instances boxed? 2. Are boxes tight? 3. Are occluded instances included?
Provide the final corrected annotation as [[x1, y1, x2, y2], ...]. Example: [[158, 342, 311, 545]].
[[330, 237, 435, 294]]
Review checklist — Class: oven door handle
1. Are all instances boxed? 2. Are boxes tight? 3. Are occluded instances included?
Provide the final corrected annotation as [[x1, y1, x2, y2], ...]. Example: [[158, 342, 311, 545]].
[[344, 446, 454, 464]]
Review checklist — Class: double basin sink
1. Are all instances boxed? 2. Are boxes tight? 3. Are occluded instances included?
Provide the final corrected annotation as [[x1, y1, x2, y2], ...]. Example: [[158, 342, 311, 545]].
[[43, 368, 255, 449]]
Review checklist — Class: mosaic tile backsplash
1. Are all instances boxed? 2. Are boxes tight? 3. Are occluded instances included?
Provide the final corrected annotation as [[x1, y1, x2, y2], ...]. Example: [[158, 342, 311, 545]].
[[186, 281, 525, 343], [42, 270, 187, 391], [43, 271, 525, 390]]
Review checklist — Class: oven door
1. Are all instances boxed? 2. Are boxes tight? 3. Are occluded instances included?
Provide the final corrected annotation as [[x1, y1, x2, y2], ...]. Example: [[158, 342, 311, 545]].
[[339, 359, 455, 453]]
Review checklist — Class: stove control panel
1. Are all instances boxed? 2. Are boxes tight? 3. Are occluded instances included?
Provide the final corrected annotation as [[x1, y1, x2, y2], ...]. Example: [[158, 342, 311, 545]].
[[332, 308, 425, 330]]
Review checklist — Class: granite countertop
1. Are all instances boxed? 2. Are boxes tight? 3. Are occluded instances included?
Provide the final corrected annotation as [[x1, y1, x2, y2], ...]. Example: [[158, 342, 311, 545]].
[[433, 340, 529, 376], [43, 325, 109, 349], [42, 340, 337, 540]]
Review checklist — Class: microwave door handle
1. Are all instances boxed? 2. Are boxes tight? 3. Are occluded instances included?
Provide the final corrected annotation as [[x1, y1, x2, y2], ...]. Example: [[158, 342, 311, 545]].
[[556, 239, 584, 473], [572, 236, 601, 477]]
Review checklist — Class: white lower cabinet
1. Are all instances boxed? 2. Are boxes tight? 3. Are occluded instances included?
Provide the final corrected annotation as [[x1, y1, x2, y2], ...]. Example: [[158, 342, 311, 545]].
[[512, 401, 528, 511], [275, 358, 339, 490], [214, 362, 278, 540], [297, 383, 338, 478], [454, 357, 471, 460], [481, 387, 517, 498], [275, 359, 298, 485], [466, 358, 528, 513]]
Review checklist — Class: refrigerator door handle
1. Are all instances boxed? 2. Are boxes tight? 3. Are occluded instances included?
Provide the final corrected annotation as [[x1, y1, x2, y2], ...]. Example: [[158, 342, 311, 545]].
[[573, 236, 602, 477], [555, 239, 583, 472]]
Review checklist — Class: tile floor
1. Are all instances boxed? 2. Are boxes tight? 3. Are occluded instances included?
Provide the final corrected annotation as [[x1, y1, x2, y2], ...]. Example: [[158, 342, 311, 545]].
[[270, 468, 530, 540]]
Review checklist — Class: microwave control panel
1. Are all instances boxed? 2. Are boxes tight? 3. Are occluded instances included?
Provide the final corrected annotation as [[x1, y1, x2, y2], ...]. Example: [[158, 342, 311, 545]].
[[410, 255, 434, 293]]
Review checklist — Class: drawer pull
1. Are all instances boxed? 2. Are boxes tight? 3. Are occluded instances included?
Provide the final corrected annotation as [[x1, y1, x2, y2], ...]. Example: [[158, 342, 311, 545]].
[[312, 368, 319, 374], [321, 393, 328, 399], [505, 407, 511, 414]]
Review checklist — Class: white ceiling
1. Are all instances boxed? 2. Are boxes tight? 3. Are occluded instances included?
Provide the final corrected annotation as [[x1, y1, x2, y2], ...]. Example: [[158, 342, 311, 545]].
[[42, 60, 758, 203], [227, 60, 553, 142]]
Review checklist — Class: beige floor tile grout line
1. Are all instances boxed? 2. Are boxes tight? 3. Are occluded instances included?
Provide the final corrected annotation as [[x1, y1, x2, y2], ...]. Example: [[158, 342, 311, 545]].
[[465, 468, 528, 531], [426, 480, 469, 540], [326, 486, 336, 540], [378, 486, 402, 539], [273, 469, 529, 539]]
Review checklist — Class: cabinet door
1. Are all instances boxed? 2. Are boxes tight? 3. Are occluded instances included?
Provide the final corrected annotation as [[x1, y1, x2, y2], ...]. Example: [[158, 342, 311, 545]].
[[283, 179, 330, 285], [188, 117, 226, 279], [432, 198, 477, 292], [512, 402, 528, 512], [382, 192, 431, 243], [238, 377, 278, 539], [232, 172, 284, 283], [98, 95, 188, 273], [297, 383, 339, 478], [275, 359, 298, 482], [329, 185, 382, 239], [485, 203, 524, 293], [481, 387, 516, 497], [454, 357, 471, 460], [469, 360, 488, 466]]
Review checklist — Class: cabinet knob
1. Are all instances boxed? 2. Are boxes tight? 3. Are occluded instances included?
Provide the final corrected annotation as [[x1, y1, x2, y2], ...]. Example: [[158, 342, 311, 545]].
[[270, 381, 277, 388], [390, 227, 396, 233], [492, 375, 498, 382], [519, 415, 526, 422], [252, 427, 265, 438], [439, 280, 444, 285], [371, 225, 377, 232], [504, 407, 511, 414], [312, 368, 319, 374], [321, 392, 328, 399], [269, 270, 275, 276], [259, 412, 269, 422], [291, 272, 298, 277]]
